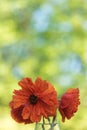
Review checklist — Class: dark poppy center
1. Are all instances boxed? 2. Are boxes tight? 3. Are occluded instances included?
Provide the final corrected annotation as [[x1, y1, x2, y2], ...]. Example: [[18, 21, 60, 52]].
[[29, 95, 38, 104]]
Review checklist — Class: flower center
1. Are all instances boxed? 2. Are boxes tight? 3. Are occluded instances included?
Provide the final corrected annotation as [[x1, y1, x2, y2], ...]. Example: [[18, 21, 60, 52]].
[[29, 94, 38, 104]]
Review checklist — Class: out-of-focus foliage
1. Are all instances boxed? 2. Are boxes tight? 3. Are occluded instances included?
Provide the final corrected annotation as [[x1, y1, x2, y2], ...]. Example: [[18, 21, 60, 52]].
[[0, 0, 87, 130]]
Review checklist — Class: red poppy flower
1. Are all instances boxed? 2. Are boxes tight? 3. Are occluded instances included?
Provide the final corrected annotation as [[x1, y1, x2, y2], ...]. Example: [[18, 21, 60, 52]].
[[59, 88, 80, 122], [9, 77, 58, 124]]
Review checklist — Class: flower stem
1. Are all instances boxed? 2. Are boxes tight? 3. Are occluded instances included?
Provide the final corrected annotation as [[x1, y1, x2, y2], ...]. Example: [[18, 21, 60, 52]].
[[42, 117, 45, 130], [34, 122, 38, 130]]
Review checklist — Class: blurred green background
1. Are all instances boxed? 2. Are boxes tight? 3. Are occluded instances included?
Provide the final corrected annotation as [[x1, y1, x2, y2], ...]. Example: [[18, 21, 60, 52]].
[[0, 0, 87, 130]]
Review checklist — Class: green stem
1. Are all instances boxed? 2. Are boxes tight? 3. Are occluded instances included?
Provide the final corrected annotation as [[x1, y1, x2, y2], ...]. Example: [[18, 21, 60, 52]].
[[50, 116, 57, 130], [42, 117, 45, 130], [34, 122, 38, 130]]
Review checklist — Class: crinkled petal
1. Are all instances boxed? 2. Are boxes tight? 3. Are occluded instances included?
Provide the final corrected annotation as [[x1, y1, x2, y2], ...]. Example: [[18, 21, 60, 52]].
[[11, 106, 32, 124], [22, 105, 32, 119], [18, 78, 34, 92], [35, 77, 48, 92], [12, 90, 30, 108], [30, 105, 41, 122]]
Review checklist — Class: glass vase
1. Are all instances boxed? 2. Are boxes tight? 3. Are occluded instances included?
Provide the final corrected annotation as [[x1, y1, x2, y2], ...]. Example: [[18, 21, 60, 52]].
[[34, 116, 60, 130]]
